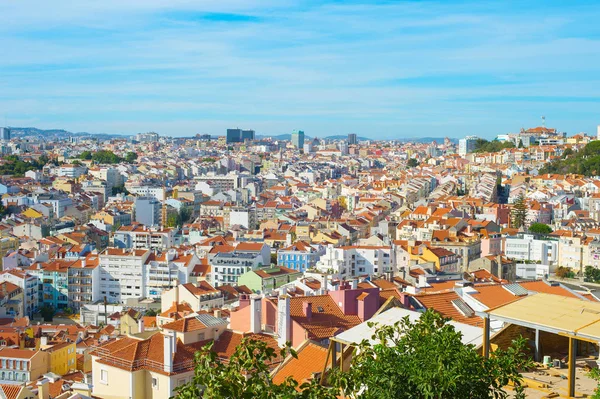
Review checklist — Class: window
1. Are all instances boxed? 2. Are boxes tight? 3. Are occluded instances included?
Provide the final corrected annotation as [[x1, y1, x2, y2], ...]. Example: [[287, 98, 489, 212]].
[[100, 369, 108, 384], [152, 377, 159, 389]]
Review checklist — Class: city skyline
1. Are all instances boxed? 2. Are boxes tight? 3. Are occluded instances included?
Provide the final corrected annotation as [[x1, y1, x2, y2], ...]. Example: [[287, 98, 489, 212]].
[[2, 1, 600, 138]]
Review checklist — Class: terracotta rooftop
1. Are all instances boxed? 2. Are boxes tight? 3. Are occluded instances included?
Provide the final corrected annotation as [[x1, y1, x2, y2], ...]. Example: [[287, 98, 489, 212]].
[[289, 295, 362, 340], [271, 341, 328, 388]]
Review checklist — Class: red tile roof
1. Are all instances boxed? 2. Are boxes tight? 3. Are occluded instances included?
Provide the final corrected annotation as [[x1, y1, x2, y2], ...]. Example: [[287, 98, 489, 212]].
[[271, 341, 328, 388]]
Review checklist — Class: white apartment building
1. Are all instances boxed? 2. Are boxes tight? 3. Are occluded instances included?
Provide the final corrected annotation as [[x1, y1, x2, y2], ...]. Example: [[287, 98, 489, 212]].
[[98, 248, 151, 303], [504, 234, 558, 265], [125, 185, 166, 201], [315, 245, 394, 280], [210, 252, 263, 287], [458, 136, 478, 156], [114, 225, 175, 250], [145, 249, 199, 299], [0, 270, 39, 317]]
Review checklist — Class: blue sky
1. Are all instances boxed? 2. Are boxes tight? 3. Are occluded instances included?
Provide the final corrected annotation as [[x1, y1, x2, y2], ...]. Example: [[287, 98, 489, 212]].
[[1, 1, 599, 139]]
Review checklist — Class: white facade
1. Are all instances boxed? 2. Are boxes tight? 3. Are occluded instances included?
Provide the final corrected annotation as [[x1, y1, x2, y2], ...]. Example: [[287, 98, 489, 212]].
[[98, 249, 151, 303], [504, 234, 558, 265], [0, 271, 39, 317], [458, 136, 478, 156], [315, 245, 393, 279], [126, 185, 166, 201], [145, 250, 198, 299], [229, 208, 256, 230], [516, 263, 550, 280], [210, 252, 263, 287]]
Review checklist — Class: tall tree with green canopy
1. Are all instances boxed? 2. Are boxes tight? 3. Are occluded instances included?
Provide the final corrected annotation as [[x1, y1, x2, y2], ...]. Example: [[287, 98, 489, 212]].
[[511, 193, 528, 229]]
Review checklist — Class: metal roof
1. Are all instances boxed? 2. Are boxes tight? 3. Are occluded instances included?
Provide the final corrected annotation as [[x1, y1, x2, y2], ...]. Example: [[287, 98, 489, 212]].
[[480, 292, 600, 342], [503, 283, 528, 297], [195, 313, 227, 327]]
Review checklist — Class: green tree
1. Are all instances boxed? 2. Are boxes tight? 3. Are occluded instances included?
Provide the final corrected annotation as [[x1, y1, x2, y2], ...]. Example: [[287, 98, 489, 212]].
[[511, 193, 528, 229], [111, 185, 129, 196], [79, 151, 93, 160], [588, 367, 600, 399], [179, 206, 192, 224], [555, 266, 575, 279], [562, 147, 574, 159], [332, 310, 532, 399], [528, 222, 552, 235], [125, 151, 138, 163], [176, 311, 531, 399], [174, 338, 338, 399], [584, 266, 600, 283], [91, 150, 123, 164], [40, 305, 55, 322], [517, 139, 524, 148], [166, 213, 181, 228], [145, 308, 157, 317], [407, 158, 419, 168]]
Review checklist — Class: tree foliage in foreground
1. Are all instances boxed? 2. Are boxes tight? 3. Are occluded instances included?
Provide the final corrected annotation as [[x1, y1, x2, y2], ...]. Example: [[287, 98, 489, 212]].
[[174, 310, 531, 399], [332, 310, 532, 399], [174, 339, 337, 399]]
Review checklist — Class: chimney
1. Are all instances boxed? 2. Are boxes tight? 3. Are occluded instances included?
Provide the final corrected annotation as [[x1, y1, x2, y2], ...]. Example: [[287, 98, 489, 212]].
[[239, 294, 250, 309], [277, 295, 291, 347], [174, 284, 179, 305], [496, 254, 503, 281], [138, 317, 145, 333], [320, 274, 328, 293], [40, 336, 48, 347], [350, 279, 358, 290], [250, 296, 262, 334], [302, 302, 312, 321], [214, 309, 222, 319], [163, 331, 175, 373], [399, 292, 410, 309], [37, 378, 50, 399], [70, 381, 93, 397]]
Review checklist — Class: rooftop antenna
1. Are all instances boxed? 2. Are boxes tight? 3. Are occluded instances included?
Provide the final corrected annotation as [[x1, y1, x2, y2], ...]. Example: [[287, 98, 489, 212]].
[[541, 116, 546, 128]]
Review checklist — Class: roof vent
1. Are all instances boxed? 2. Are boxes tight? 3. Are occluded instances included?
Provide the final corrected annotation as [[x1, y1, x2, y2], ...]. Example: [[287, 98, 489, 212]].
[[316, 306, 325, 313], [451, 298, 474, 318], [503, 283, 528, 296]]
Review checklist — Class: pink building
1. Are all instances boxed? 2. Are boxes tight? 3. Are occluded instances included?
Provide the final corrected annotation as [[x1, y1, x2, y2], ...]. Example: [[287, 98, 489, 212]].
[[229, 283, 379, 349]]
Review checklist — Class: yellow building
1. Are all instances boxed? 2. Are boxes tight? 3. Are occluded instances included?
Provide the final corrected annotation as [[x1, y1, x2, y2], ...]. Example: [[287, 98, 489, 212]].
[[92, 333, 195, 399], [0, 384, 35, 399], [0, 234, 19, 267], [409, 245, 460, 273], [22, 208, 44, 219], [52, 178, 77, 193], [41, 339, 77, 376], [120, 309, 144, 336], [311, 230, 343, 245]]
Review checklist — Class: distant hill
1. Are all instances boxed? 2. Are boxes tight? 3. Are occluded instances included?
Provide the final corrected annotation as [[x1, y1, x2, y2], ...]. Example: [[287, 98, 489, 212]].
[[7, 127, 458, 144], [258, 134, 454, 143], [9, 127, 125, 140]]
